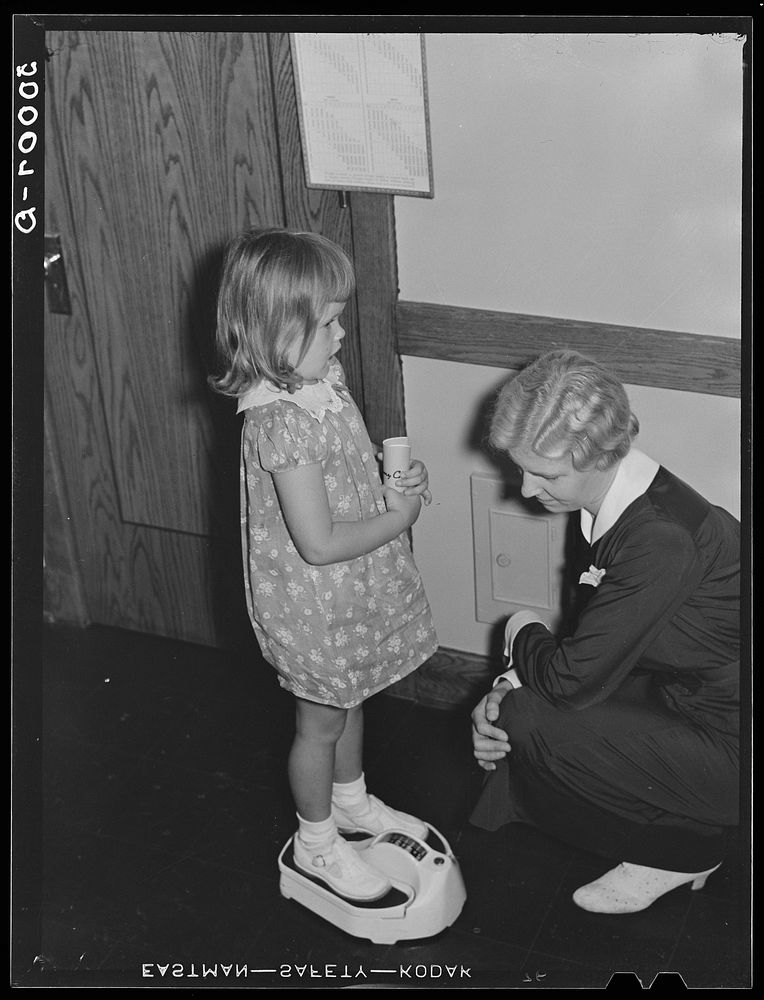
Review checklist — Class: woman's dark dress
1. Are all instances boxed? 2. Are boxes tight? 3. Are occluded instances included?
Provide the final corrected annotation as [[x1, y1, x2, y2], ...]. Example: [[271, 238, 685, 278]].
[[470, 465, 740, 871]]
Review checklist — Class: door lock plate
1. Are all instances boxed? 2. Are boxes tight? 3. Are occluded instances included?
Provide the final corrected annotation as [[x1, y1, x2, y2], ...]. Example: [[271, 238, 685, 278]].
[[44, 234, 72, 315]]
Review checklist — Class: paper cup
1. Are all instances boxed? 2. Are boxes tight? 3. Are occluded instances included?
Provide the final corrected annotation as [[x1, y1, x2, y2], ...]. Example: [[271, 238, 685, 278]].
[[382, 436, 411, 491]]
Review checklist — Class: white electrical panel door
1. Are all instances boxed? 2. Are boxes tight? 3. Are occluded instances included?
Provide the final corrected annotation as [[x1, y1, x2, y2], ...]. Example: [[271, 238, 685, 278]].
[[489, 509, 552, 607], [471, 473, 568, 629]]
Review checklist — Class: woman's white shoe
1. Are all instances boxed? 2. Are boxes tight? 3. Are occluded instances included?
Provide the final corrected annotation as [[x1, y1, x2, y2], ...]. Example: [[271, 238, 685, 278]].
[[293, 834, 391, 901], [572, 861, 721, 914]]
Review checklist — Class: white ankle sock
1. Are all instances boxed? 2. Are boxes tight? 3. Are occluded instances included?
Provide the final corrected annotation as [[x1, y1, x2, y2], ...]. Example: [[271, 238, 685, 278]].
[[332, 774, 369, 815], [296, 813, 337, 852]]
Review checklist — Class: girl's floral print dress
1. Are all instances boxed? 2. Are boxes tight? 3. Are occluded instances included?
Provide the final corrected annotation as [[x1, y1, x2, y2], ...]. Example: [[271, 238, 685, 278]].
[[237, 360, 437, 708]]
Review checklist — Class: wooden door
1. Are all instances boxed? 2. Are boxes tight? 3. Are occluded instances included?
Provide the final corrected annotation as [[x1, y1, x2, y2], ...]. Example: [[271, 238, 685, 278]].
[[44, 29, 404, 648]]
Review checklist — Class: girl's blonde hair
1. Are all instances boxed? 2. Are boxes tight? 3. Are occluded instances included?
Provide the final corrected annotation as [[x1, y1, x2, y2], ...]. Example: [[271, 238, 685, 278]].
[[490, 350, 639, 470], [209, 227, 355, 396]]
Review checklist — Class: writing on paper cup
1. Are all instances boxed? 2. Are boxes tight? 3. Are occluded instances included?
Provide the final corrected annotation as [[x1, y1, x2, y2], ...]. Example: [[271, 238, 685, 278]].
[[382, 437, 411, 491]]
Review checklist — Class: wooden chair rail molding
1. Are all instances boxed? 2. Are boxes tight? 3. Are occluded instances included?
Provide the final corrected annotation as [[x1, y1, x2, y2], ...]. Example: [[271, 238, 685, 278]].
[[396, 300, 741, 398]]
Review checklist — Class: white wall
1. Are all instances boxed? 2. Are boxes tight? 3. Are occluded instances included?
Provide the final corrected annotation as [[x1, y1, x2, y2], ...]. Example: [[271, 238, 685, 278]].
[[394, 32, 744, 657]]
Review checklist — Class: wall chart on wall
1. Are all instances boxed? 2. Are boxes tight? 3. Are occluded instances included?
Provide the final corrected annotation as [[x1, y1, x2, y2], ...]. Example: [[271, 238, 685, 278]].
[[290, 32, 434, 198]]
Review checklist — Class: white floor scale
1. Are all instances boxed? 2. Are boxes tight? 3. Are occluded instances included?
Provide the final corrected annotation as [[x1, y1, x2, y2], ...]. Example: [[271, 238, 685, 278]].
[[278, 826, 467, 944]]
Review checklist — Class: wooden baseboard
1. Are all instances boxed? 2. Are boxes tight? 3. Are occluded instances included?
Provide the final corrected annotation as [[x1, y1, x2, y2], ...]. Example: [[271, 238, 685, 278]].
[[387, 646, 494, 711]]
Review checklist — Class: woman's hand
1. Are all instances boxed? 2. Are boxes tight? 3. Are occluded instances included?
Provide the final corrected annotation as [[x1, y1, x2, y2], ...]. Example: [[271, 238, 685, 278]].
[[472, 681, 513, 771]]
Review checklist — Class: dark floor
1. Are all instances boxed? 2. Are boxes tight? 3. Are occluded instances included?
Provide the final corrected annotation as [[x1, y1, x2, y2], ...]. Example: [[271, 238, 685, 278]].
[[16, 623, 751, 988]]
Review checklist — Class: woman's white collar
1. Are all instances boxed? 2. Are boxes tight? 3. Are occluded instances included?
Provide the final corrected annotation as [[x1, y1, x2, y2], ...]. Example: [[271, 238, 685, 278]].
[[580, 448, 660, 544], [236, 363, 345, 421]]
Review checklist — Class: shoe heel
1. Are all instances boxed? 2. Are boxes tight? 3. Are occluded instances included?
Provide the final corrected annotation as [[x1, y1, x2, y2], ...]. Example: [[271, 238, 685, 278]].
[[691, 874, 707, 890], [690, 864, 720, 891]]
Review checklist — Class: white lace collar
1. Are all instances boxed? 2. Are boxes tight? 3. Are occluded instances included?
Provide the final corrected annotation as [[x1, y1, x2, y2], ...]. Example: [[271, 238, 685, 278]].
[[236, 362, 346, 421], [580, 448, 660, 544]]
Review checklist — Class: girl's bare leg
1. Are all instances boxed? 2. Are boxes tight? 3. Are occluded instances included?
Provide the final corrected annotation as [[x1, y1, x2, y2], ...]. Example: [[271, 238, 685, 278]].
[[333, 703, 364, 784], [288, 698, 347, 821]]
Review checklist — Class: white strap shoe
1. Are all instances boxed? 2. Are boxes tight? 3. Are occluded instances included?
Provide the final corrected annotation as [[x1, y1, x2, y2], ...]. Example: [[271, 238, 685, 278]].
[[573, 861, 722, 914], [293, 833, 391, 901], [332, 793, 428, 840]]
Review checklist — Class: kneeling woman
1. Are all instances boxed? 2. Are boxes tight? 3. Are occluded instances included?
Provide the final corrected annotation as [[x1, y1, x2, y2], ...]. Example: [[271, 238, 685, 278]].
[[470, 350, 740, 914]]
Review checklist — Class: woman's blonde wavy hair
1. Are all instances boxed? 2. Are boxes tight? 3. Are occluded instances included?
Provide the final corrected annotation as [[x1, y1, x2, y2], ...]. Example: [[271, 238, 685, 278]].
[[209, 227, 355, 397], [490, 350, 639, 470]]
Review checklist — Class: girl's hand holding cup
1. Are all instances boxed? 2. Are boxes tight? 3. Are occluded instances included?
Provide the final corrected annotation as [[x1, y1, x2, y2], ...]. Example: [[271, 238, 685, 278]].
[[398, 458, 431, 504], [378, 437, 432, 506], [382, 484, 423, 528]]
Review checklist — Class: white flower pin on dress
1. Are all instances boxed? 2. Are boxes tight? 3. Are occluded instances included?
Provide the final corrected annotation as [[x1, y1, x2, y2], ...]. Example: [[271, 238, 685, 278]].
[[579, 565, 607, 588]]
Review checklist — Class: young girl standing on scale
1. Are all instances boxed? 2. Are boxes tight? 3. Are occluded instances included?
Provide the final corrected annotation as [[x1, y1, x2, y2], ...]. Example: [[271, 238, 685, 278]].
[[210, 227, 438, 902]]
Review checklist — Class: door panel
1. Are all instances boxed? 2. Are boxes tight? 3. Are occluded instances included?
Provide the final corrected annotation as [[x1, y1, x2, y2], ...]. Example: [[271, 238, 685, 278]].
[[46, 31, 284, 537]]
